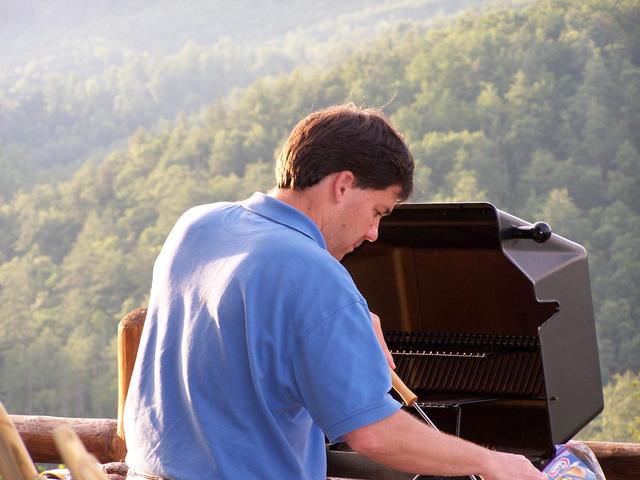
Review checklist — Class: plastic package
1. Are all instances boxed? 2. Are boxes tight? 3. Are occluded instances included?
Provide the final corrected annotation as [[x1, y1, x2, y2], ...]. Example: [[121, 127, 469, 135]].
[[543, 442, 606, 480]]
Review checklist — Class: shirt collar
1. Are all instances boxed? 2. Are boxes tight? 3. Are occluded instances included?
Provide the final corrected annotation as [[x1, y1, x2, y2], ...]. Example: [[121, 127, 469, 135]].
[[240, 192, 327, 250]]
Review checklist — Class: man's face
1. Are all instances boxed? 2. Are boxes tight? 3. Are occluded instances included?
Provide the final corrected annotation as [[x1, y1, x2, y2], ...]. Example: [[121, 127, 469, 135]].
[[326, 184, 402, 260]]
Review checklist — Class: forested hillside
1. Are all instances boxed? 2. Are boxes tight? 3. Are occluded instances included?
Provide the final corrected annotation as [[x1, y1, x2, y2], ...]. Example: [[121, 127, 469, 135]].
[[0, 0, 484, 200], [0, 0, 638, 441]]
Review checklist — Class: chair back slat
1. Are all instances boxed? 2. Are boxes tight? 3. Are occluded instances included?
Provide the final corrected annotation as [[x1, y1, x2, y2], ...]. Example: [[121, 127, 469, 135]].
[[53, 427, 109, 480], [0, 402, 39, 480]]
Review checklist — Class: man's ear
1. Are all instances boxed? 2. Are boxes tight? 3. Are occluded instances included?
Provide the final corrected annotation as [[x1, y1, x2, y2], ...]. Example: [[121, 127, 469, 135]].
[[332, 170, 356, 202]]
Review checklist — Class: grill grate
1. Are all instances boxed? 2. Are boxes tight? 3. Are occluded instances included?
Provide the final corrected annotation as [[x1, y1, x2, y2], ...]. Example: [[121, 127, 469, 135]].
[[387, 332, 544, 396]]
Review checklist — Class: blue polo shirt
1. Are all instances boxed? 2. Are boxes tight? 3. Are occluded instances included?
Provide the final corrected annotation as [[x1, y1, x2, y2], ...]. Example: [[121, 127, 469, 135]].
[[124, 192, 400, 480]]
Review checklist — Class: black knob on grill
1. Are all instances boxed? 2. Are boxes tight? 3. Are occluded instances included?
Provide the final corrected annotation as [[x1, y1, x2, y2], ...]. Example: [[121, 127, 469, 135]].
[[509, 221, 552, 243]]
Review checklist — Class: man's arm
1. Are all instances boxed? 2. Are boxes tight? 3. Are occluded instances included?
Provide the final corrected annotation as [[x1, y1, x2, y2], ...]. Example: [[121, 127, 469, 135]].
[[369, 312, 395, 369], [343, 409, 546, 480]]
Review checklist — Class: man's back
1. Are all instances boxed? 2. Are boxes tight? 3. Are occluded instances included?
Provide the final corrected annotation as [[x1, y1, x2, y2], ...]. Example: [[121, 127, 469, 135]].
[[123, 193, 398, 480]]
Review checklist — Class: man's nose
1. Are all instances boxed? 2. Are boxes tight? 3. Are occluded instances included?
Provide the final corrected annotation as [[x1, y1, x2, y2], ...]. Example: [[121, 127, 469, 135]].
[[364, 222, 379, 242]]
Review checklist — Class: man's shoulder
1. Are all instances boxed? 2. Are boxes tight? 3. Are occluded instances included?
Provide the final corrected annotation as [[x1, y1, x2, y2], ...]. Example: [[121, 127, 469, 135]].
[[172, 200, 259, 241], [180, 201, 236, 225]]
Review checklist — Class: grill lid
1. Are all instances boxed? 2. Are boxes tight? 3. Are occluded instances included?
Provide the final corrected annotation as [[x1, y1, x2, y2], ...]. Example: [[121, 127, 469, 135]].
[[341, 202, 603, 459]]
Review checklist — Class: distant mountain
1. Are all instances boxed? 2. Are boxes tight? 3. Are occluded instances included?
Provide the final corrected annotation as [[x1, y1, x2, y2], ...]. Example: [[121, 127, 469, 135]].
[[0, 0, 488, 200], [2, 0, 485, 67]]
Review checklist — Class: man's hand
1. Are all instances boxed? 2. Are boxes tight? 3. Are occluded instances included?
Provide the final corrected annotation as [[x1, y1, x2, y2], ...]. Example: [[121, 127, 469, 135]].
[[481, 450, 546, 480], [370, 311, 396, 369]]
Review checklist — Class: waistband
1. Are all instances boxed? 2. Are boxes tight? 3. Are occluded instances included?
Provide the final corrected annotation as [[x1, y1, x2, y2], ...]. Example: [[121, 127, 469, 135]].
[[127, 467, 172, 480]]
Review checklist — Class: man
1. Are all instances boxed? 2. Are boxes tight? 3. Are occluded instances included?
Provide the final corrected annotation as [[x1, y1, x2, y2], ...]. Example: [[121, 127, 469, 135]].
[[124, 104, 545, 480]]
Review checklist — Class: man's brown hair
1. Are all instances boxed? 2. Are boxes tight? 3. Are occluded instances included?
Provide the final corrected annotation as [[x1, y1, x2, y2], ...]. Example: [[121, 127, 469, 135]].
[[276, 104, 414, 200]]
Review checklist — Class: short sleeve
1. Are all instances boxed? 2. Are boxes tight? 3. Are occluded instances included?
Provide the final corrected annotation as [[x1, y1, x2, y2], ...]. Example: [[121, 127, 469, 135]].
[[291, 301, 401, 443]]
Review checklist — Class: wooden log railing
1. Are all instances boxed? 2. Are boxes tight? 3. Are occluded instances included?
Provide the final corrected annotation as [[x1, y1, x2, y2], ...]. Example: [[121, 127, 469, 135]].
[[116, 307, 146, 454], [6, 307, 640, 479], [583, 441, 640, 480], [10, 415, 120, 465]]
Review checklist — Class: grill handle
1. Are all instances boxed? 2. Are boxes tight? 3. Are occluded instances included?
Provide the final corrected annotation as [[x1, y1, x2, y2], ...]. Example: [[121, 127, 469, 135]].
[[509, 221, 552, 243], [390, 368, 418, 406]]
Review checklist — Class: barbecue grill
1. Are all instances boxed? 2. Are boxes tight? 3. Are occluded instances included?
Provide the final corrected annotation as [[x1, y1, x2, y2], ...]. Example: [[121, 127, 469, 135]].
[[329, 202, 603, 479]]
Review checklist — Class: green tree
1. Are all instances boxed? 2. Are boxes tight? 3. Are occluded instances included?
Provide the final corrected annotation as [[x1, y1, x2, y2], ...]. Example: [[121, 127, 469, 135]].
[[578, 371, 640, 442]]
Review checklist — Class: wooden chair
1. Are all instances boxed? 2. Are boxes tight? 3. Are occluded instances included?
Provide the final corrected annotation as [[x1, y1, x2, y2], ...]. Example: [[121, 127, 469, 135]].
[[0, 402, 40, 480], [52, 426, 108, 480]]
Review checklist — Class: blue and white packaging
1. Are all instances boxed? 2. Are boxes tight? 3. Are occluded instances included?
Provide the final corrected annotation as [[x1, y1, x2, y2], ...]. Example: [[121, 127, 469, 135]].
[[543, 442, 606, 480]]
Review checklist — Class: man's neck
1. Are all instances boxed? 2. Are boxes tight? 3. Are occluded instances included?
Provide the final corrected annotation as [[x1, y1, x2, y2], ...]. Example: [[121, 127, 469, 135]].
[[269, 187, 326, 231], [269, 174, 347, 259]]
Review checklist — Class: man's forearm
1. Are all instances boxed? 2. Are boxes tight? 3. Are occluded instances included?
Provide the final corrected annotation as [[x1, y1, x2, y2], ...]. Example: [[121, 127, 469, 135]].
[[343, 409, 545, 480]]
